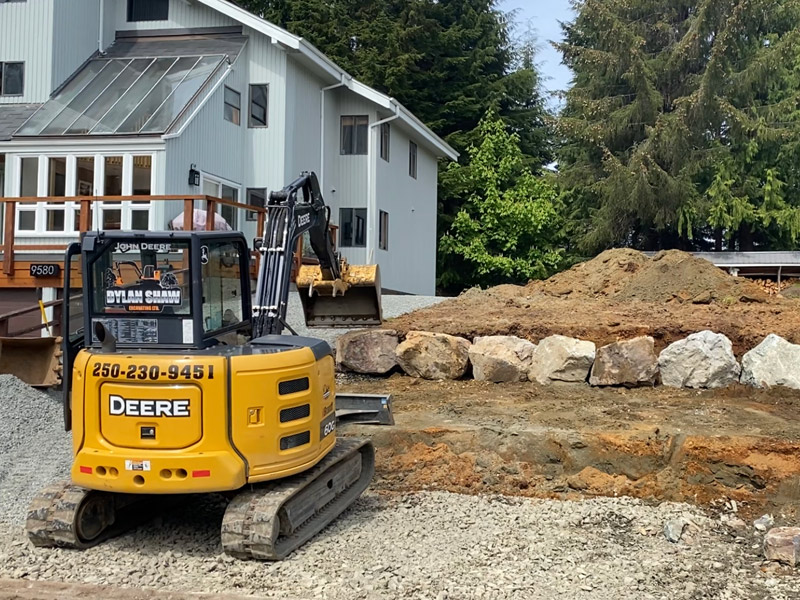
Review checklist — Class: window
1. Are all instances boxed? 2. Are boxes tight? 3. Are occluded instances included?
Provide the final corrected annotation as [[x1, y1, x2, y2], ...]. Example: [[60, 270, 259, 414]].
[[340, 115, 368, 155], [249, 84, 268, 127], [127, 0, 168, 22], [246, 188, 266, 221], [409, 141, 418, 179], [339, 208, 367, 247], [0, 62, 24, 96], [379, 210, 389, 251], [380, 123, 390, 162], [202, 241, 245, 334], [224, 87, 240, 125]]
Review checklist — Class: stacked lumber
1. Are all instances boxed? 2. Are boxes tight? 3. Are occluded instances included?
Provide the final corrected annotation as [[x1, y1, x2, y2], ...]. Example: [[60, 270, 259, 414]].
[[752, 278, 799, 296]]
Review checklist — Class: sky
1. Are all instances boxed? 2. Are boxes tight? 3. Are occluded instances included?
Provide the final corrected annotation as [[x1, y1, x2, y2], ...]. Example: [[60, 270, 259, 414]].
[[499, 0, 574, 107]]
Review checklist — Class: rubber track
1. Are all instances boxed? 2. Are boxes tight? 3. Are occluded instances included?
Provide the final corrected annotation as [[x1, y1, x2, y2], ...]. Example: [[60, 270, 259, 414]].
[[221, 437, 375, 560], [26, 482, 110, 549]]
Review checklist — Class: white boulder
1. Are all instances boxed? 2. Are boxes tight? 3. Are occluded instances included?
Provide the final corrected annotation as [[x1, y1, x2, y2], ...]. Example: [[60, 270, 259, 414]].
[[528, 335, 596, 384], [741, 334, 800, 390], [658, 331, 740, 389], [468, 336, 536, 383]]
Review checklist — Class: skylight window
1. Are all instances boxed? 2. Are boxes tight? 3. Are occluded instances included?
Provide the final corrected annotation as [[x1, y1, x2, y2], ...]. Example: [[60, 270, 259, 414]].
[[16, 55, 225, 136]]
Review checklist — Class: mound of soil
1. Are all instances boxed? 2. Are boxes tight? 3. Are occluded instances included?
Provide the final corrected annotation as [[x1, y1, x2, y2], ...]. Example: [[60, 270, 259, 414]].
[[531, 248, 767, 304], [390, 249, 800, 355]]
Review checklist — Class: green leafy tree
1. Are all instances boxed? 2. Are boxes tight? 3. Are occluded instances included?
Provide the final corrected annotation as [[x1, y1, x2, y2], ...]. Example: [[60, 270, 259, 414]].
[[557, 0, 800, 252], [438, 112, 563, 291]]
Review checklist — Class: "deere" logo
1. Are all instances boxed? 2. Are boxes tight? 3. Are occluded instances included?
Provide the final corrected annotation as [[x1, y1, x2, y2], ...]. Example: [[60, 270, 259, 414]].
[[109, 395, 190, 417]]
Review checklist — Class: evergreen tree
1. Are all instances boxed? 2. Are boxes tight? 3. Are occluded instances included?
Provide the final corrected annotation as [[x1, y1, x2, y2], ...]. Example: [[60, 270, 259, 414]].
[[558, 0, 800, 252]]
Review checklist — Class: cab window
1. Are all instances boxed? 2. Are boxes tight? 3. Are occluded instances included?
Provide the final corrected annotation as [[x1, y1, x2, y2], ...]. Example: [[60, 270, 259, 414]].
[[201, 241, 245, 333]]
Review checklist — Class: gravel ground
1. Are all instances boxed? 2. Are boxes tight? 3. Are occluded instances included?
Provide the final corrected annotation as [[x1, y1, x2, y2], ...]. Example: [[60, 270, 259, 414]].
[[1, 491, 798, 600], [284, 290, 447, 346], [0, 376, 70, 525]]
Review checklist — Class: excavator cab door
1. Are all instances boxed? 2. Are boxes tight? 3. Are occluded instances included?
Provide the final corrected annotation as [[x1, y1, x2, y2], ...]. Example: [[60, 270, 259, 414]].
[[62, 242, 84, 431]]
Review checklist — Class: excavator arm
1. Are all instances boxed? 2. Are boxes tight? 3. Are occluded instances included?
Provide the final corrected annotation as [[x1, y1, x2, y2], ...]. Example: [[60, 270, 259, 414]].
[[252, 172, 381, 337]]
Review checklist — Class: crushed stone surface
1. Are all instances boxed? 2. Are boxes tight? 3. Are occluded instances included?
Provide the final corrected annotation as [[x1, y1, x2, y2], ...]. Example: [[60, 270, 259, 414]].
[[0, 492, 798, 599]]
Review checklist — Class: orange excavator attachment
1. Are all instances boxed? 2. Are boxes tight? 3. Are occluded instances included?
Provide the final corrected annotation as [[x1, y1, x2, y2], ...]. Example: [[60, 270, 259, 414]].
[[295, 262, 382, 328]]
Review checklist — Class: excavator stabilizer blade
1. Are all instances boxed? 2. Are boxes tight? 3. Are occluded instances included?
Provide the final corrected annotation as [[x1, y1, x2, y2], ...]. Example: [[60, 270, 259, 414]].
[[296, 264, 382, 328], [0, 336, 62, 387]]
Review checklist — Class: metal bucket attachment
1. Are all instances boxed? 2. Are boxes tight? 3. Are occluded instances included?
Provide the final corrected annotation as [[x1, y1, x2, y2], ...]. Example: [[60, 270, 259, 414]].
[[0, 336, 62, 387], [335, 393, 394, 425], [296, 263, 382, 328]]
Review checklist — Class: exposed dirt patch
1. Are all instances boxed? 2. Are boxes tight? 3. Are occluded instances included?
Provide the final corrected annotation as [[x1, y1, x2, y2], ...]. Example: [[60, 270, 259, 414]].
[[389, 249, 800, 355], [342, 376, 800, 518]]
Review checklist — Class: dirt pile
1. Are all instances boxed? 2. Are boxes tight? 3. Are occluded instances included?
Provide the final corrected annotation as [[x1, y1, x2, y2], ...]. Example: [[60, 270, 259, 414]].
[[532, 249, 767, 304], [389, 249, 800, 355]]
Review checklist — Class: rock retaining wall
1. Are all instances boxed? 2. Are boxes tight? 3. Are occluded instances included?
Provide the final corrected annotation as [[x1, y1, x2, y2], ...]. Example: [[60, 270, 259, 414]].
[[336, 328, 800, 390]]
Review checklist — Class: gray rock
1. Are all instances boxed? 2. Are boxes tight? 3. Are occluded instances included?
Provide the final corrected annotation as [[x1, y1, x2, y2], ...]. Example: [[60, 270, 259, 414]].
[[335, 329, 399, 374], [754, 514, 775, 532], [741, 334, 800, 389], [468, 336, 536, 383], [764, 527, 800, 567], [396, 331, 471, 380], [589, 337, 659, 387], [657, 331, 740, 389], [527, 335, 596, 384], [664, 518, 688, 543]]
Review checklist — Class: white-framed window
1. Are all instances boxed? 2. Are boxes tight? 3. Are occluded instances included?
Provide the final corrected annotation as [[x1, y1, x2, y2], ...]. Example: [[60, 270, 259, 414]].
[[339, 208, 367, 247], [380, 123, 390, 162], [409, 141, 418, 179], [224, 86, 241, 125], [202, 174, 241, 230], [127, 0, 168, 22], [13, 152, 154, 234], [340, 115, 368, 155], [246, 188, 266, 222], [0, 62, 24, 97], [249, 84, 268, 128], [379, 210, 389, 250]]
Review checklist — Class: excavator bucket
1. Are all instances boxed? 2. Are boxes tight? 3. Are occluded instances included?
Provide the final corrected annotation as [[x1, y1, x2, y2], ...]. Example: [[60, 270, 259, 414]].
[[0, 336, 62, 387], [296, 263, 382, 328]]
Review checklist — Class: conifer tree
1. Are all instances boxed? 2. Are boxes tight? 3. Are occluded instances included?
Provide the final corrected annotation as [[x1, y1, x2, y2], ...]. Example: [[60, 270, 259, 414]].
[[558, 0, 800, 252]]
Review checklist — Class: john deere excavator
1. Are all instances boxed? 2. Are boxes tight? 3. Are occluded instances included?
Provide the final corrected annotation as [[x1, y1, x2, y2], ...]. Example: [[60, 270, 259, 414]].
[[26, 172, 387, 560]]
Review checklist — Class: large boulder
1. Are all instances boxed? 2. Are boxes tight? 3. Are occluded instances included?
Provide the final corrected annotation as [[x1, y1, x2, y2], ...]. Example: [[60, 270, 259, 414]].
[[741, 334, 800, 389], [396, 331, 471, 380], [468, 336, 536, 383], [764, 527, 800, 567], [658, 331, 740, 389], [336, 329, 399, 374], [589, 336, 659, 387], [528, 335, 596, 384]]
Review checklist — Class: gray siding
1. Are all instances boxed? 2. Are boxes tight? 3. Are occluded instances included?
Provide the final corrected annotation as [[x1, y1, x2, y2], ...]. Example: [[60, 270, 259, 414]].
[[0, 0, 54, 104], [324, 89, 375, 267], [284, 56, 322, 184], [111, 0, 235, 32], [52, 0, 101, 92], [374, 124, 438, 294], [242, 28, 287, 198]]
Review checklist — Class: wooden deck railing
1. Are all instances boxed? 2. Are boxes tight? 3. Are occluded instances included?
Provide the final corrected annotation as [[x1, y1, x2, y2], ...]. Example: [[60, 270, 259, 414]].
[[0, 195, 268, 276]]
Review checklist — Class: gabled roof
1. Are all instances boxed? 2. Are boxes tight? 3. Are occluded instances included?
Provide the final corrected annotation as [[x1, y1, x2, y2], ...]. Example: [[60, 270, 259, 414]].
[[197, 0, 458, 160]]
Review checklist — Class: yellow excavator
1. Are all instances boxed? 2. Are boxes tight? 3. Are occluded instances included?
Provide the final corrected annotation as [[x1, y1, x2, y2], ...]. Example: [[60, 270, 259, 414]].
[[26, 172, 389, 560]]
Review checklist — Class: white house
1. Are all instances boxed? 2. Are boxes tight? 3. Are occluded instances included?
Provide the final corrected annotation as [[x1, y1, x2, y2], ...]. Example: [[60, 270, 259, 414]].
[[0, 0, 457, 309]]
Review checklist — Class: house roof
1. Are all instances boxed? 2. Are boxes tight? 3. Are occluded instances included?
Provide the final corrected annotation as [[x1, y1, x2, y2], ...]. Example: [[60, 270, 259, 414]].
[[14, 35, 247, 138], [197, 0, 459, 160], [0, 104, 41, 141]]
